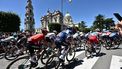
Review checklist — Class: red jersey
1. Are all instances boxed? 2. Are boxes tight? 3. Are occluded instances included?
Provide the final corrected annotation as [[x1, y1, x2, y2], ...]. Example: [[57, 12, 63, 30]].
[[28, 34, 45, 43], [88, 35, 98, 43]]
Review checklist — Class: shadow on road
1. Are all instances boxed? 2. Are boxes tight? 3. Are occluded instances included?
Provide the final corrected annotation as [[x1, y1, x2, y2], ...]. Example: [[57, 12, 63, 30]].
[[96, 52, 106, 57], [75, 48, 84, 52], [110, 47, 122, 50], [64, 58, 84, 69], [37, 58, 84, 69], [35, 52, 106, 69]]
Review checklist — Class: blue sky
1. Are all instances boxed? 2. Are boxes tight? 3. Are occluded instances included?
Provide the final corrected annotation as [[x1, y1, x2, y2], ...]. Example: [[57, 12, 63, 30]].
[[0, 0, 122, 30]]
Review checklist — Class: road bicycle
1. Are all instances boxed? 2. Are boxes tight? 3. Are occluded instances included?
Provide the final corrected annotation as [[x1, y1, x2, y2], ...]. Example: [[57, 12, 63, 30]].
[[6, 45, 55, 69], [45, 44, 76, 69], [85, 39, 101, 58]]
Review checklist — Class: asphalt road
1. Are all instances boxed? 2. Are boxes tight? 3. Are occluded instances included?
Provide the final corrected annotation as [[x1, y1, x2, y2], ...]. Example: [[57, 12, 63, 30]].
[[1, 44, 122, 69]]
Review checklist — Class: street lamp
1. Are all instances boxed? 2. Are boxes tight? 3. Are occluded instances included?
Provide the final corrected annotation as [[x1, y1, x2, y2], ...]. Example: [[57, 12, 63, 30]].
[[60, 0, 72, 31], [61, 0, 63, 31]]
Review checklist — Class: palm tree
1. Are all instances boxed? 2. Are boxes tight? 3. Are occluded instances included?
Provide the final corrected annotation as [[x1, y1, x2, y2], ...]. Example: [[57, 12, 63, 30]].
[[104, 18, 115, 30], [92, 14, 105, 31]]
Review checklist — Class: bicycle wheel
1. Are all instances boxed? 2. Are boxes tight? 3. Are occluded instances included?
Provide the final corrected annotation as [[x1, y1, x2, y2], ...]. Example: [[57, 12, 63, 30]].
[[66, 48, 76, 62], [45, 54, 59, 69], [94, 43, 101, 54], [6, 56, 31, 69], [0, 46, 5, 59], [85, 44, 92, 58], [40, 50, 52, 65], [104, 39, 111, 50], [114, 38, 121, 49], [81, 40, 86, 50], [4, 46, 19, 60], [0, 52, 4, 59]]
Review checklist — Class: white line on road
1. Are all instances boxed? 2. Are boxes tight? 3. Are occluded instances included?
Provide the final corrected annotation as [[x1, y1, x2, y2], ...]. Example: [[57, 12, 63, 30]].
[[74, 57, 100, 69], [75, 50, 85, 57], [65, 50, 85, 63], [110, 55, 122, 69]]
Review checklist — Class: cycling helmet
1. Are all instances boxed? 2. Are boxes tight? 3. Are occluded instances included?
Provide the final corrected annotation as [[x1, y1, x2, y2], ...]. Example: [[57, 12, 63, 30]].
[[53, 30, 57, 34], [95, 28, 100, 32]]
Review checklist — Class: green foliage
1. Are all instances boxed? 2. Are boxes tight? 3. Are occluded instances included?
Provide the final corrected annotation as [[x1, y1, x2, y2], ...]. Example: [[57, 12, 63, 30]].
[[48, 23, 61, 33], [92, 14, 105, 31], [104, 18, 115, 30], [78, 21, 89, 33], [83, 28, 91, 33], [92, 14, 115, 31], [0, 11, 21, 32]]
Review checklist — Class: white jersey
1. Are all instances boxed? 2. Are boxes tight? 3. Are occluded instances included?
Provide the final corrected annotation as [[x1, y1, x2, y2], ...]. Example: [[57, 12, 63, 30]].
[[1, 36, 16, 42], [73, 33, 79, 39], [45, 33, 55, 38]]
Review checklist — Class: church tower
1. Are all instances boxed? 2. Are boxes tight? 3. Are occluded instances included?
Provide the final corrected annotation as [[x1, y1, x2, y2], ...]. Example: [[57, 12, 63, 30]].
[[24, 0, 35, 32]]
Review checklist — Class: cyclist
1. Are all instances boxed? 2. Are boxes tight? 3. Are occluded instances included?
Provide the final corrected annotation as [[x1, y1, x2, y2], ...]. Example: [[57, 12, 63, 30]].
[[55, 27, 73, 62], [27, 28, 48, 67], [87, 29, 100, 53], [16, 33, 28, 55], [73, 31, 80, 40], [1, 34, 17, 42], [72, 31, 81, 49], [45, 30, 57, 49]]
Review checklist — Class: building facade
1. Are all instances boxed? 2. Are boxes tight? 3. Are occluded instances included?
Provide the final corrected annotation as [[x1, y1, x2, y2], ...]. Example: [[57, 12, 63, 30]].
[[41, 10, 63, 30], [24, 0, 35, 32], [35, 28, 41, 33], [41, 10, 74, 30]]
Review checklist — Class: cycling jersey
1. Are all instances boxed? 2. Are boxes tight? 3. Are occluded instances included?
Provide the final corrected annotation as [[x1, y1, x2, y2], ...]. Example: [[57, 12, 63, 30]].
[[45, 33, 56, 42], [109, 32, 117, 37], [90, 32, 99, 36], [88, 32, 99, 43], [73, 33, 79, 39], [57, 31, 67, 42], [55, 29, 72, 48], [1, 36, 16, 42], [28, 34, 45, 43], [106, 32, 111, 35], [45, 33, 55, 37], [88, 35, 98, 43]]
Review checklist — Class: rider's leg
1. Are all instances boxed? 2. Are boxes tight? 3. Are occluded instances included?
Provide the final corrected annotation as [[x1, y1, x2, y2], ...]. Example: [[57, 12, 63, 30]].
[[59, 41, 69, 62], [27, 42, 37, 61]]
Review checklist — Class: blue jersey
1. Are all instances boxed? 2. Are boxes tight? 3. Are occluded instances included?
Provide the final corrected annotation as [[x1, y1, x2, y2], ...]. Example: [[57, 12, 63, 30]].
[[57, 31, 67, 42], [56, 29, 72, 42], [109, 32, 117, 37]]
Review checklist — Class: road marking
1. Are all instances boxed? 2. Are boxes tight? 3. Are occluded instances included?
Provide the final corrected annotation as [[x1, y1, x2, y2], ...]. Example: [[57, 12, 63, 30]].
[[74, 57, 100, 69], [65, 50, 85, 63], [75, 50, 85, 57], [110, 55, 122, 69]]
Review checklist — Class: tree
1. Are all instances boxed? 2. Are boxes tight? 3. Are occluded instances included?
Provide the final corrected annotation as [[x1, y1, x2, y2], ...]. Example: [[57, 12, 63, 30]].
[[83, 28, 91, 33], [0, 11, 21, 32], [48, 23, 61, 33], [104, 18, 115, 30], [78, 21, 87, 32], [92, 14, 105, 31]]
